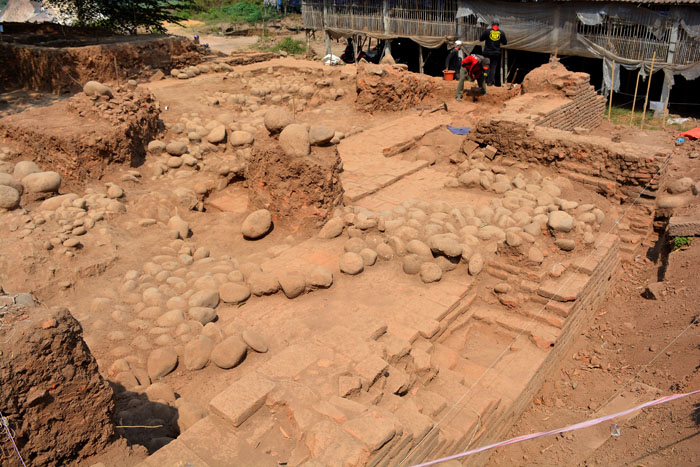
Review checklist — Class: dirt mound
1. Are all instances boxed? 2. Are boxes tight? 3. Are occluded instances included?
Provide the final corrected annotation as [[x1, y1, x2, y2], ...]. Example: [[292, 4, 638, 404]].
[[247, 134, 343, 229], [0, 24, 203, 93], [522, 59, 593, 96], [0, 85, 160, 188], [0, 303, 114, 466], [355, 63, 435, 112]]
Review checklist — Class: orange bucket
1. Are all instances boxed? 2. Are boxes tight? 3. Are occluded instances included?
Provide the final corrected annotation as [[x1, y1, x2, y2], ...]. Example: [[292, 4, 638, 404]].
[[443, 70, 455, 81]]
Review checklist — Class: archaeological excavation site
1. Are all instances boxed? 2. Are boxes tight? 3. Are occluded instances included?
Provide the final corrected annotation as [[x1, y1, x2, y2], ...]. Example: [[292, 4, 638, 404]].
[[1, 12, 699, 467]]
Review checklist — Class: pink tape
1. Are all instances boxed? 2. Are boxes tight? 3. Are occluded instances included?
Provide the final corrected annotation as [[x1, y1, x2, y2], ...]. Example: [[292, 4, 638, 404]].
[[411, 389, 700, 467]]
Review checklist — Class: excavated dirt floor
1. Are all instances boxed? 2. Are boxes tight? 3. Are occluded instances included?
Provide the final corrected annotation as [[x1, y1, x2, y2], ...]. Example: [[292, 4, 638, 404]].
[[0, 51, 698, 467]]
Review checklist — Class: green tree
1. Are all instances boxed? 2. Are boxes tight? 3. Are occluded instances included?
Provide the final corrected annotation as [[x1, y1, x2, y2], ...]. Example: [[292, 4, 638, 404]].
[[47, 0, 198, 33]]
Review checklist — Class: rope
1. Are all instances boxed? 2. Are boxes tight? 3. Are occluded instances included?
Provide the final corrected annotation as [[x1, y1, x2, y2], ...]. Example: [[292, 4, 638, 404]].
[[0, 412, 26, 467], [411, 389, 700, 466], [399, 155, 672, 465]]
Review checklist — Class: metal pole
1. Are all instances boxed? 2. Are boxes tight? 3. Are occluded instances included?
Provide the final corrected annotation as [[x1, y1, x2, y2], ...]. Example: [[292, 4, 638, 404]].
[[629, 70, 641, 126], [640, 51, 656, 130], [607, 59, 615, 121]]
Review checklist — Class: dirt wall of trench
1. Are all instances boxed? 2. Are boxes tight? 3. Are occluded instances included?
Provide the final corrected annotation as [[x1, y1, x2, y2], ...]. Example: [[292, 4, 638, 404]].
[[0, 26, 203, 94]]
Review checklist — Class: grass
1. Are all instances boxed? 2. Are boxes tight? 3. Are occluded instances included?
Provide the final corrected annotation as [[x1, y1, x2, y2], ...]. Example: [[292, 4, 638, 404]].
[[252, 36, 305, 55], [672, 236, 692, 251], [184, 1, 277, 25], [607, 107, 697, 132]]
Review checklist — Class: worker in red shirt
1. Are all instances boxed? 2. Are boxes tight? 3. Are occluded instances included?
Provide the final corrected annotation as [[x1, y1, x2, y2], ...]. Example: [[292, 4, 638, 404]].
[[461, 54, 490, 97]]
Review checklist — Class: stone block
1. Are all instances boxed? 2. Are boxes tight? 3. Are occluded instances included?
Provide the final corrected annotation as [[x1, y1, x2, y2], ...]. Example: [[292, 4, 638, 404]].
[[537, 273, 588, 302], [668, 216, 700, 237], [354, 356, 389, 388], [179, 417, 277, 466], [209, 373, 275, 427], [343, 413, 397, 452], [141, 440, 207, 467], [258, 344, 319, 379]]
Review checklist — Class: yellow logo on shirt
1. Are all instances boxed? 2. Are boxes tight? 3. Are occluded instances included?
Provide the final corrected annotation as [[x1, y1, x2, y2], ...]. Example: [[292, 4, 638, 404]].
[[489, 30, 501, 42]]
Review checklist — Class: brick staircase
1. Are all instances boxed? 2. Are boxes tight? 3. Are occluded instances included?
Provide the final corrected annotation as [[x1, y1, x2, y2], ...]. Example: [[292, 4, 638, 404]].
[[139, 234, 620, 466]]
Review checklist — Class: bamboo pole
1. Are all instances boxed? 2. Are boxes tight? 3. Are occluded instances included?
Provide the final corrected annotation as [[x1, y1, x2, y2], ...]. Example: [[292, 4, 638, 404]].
[[418, 44, 424, 74], [607, 59, 615, 121], [640, 51, 656, 130], [629, 69, 641, 126]]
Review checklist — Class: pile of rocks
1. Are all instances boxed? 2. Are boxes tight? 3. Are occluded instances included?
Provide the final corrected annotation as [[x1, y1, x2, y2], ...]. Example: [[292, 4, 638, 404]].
[[169, 62, 233, 80], [657, 176, 699, 210], [216, 66, 347, 114], [316, 161, 607, 284], [0, 160, 61, 210], [90, 235, 336, 386]]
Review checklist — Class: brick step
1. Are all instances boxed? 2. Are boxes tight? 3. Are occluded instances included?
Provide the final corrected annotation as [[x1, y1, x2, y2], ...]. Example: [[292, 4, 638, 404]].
[[472, 305, 560, 350], [179, 416, 279, 467]]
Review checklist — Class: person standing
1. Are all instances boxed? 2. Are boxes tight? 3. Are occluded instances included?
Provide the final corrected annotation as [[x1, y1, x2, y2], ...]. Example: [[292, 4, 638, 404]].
[[480, 18, 507, 87], [445, 40, 466, 101]]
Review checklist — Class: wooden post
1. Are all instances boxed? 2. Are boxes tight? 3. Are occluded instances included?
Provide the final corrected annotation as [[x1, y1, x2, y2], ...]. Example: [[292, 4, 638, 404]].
[[500, 50, 505, 86], [640, 51, 656, 130], [352, 34, 358, 65], [607, 59, 615, 121], [629, 70, 641, 126], [418, 44, 424, 74], [503, 49, 509, 85]]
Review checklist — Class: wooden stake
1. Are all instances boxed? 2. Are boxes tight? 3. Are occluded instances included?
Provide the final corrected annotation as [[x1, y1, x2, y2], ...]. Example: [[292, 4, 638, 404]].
[[629, 69, 641, 126], [607, 59, 615, 121], [418, 44, 424, 74], [114, 56, 119, 87], [640, 51, 656, 130]]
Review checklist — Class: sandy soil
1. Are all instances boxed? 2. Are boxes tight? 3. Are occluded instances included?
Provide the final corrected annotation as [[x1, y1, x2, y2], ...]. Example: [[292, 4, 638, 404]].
[[1, 42, 698, 466]]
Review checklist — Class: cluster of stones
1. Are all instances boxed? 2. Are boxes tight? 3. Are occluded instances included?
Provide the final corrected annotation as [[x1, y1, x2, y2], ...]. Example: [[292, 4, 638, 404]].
[[88, 232, 336, 386], [0, 160, 62, 210], [317, 162, 606, 284], [0, 159, 129, 255], [169, 62, 233, 80], [216, 66, 346, 114], [656, 176, 700, 209], [265, 107, 344, 156], [146, 111, 255, 187]]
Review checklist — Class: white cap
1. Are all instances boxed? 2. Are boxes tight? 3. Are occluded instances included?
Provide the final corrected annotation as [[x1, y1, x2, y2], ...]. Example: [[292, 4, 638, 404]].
[[455, 40, 463, 46]]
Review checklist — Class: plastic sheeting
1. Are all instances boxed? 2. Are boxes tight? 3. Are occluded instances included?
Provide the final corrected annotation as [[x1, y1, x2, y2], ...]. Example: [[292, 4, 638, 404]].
[[326, 27, 449, 49], [456, 0, 700, 82]]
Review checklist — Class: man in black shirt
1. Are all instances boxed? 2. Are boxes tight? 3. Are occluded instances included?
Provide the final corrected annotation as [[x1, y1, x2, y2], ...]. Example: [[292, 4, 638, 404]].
[[480, 18, 507, 87], [445, 40, 467, 101]]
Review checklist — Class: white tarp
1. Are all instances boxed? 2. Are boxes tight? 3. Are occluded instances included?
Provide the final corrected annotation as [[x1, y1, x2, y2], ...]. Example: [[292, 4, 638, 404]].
[[456, 0, 700, 85]]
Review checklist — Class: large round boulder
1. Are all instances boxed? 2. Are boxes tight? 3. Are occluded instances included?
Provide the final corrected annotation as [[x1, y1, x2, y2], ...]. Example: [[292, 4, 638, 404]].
[[308, 125, 335, 146], [229, 131, 254, 147], [264, 108, 294, 134], [279, 124, 310, 157], [0, 185, 20, 209], [83, 81, 114, 98], [13, 161, 40, 181], [242, 209, 273, 240], [22, 171, 61, 193]]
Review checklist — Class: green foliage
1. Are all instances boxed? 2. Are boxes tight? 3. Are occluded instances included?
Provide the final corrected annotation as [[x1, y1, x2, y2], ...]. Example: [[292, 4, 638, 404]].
[[193, 1, 271, 24], [0, 0, 8, 9], [270, 36, 305, 55], [46, 0, 198, 33], [672, 236, 692, 251]]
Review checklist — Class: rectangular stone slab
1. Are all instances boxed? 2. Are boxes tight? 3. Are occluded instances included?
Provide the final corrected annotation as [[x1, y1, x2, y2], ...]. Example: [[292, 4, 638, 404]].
[[209, 373, 275, 427]]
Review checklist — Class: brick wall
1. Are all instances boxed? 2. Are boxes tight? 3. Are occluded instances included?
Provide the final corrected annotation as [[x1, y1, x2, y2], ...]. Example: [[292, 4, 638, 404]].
[[471, 118, 670, 201], [535, 84, 607, 131]]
